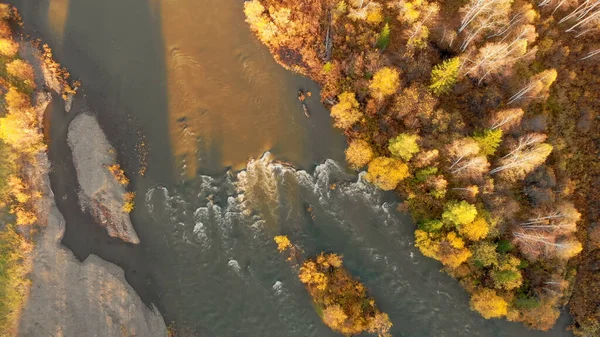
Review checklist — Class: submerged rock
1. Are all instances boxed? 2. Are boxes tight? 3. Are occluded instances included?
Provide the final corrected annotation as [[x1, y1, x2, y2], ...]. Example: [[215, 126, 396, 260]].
[[67, 113, 139, 244]]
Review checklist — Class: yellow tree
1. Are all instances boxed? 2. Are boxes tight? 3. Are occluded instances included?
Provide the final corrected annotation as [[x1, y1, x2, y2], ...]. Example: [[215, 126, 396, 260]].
[[369, 67, 400, 100], [470, 288, 508, 319], [0, 38, 18, 57], [345, 139, 374, 169], [6, 60, 35, 87], [365, 157, 410, 190], [274, 235, 291, 252], [442, 200, 478, 226], [331, 92, 362, 129], [458, 216, 490, 241]]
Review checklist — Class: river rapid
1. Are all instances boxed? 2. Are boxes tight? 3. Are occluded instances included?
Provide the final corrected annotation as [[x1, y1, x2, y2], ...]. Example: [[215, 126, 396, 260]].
[[15, 0, 574, 336]]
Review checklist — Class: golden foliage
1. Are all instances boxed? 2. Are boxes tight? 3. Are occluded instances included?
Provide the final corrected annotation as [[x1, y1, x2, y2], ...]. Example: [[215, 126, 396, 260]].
[[414, 229, 440, 259], [5, 87, 30, 111], [0, 112, 45, 155], [369, 67, 400, 99], [365, 157, 409, 190], [122, 192, 135, 213], [107, 164, 130, 185], [345, 139, 374, 169], [458, 217, 489, 241], [470, 288, 508, 319], [244, 0, 278, 42], [442, 200, 477, 226], [0, 225, 33, 335], [274, 235, 291, 252], [299, 253, 392, 336], [299, 260, 328, 291], [331, 92, 362, 129], [6, 59, 35, 87], [12, 206, 37, 226], [0, 38, 18, 57]]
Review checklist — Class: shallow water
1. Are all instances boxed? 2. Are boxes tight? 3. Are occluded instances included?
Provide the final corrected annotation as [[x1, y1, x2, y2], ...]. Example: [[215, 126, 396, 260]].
[[15, 0, 574, 336]]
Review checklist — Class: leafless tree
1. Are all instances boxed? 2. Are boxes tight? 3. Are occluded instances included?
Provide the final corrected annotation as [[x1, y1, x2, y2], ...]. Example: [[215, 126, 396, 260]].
[[514, 229, 581, 260], [463, 25, 537, 83], [458, 0, 513, 50], [508, 69, 557, 104], [581, 48, 600, 60], [451, 156, 490, 178], [491, 143, 553, 179], [519, 202, 580, 235], [447, 138, 480, 170], [501, 133, 548, 159], [559, 0, 600, 36], [489, 108, 524, 131]]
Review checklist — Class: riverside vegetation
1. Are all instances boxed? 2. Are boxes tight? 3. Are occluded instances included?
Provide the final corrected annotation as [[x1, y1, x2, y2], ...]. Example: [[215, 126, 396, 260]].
[[0, 4, 76, 335], [275, 236, 392, 337], [245, 0, 600, 335]]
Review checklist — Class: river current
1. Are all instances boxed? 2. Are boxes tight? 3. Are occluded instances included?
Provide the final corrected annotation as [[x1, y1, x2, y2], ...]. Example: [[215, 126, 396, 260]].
[[15, 0, 573, 336]]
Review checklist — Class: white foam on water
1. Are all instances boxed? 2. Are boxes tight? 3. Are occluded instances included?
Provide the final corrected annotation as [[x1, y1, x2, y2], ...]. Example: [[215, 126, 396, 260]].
[[272, 281, 284, 295], [227, 259, 241, 274]]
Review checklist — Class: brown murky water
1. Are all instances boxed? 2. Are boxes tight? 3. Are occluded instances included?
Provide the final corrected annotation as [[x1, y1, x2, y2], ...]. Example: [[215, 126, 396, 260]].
[[14, 1, 575, 336]]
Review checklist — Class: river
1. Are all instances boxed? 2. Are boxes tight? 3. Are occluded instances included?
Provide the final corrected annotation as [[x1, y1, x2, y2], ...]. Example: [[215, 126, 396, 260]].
[[15, 0, 574, 336]]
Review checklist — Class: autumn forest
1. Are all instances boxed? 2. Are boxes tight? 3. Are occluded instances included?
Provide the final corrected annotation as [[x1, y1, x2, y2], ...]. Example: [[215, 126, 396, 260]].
[[244, 0, 600, 336]]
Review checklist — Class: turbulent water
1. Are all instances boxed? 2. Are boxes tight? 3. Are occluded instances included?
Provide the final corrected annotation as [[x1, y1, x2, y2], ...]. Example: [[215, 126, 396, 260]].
[[140, 153, 571, 337]]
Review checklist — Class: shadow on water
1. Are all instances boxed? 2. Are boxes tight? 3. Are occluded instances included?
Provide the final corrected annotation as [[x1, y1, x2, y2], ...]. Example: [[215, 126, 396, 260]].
[[14, 0, 171, 309]]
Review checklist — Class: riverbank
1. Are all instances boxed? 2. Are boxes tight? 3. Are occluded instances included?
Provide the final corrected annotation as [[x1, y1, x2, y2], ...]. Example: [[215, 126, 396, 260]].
[[0, 4, 167, 335], [244, 0, 599, 334]]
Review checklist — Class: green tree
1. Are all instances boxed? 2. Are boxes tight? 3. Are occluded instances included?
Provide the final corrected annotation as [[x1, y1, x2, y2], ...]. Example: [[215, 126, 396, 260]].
[[388, 134, 419, 161], [429, 57, 460, 95], [473, 129, 503, 157], [365, 157, 410, 190], [376, 23, 390, 50], [491, 269, 522, 290], [419, 219, 444, 232], [442, 200, 477, 226], [472, 241, 499, 267]]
